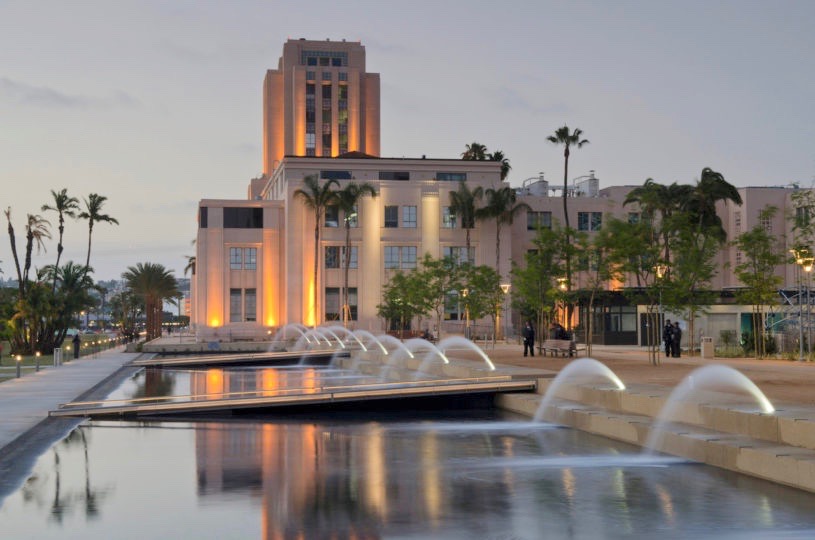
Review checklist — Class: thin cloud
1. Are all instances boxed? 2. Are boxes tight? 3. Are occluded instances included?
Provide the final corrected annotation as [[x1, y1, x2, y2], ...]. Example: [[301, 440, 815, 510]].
[[490, 86, 571, 115], [0, 77, 140, 110]]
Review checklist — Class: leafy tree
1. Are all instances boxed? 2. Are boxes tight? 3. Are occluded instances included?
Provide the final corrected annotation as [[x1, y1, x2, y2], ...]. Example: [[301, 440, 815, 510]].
[[293, 175, 339, 324], [602, 216, 664, 364], [459, 264, 503, 343], [377, 270, 430, 337], [335, 182, 377, 326], [510, 225, 566, 343], [78, 193, 119, 278], [418, 254, 463, 341], [448, 180, 483, 256], [41, 188, 80, 293], [733, 206, 785, 358]]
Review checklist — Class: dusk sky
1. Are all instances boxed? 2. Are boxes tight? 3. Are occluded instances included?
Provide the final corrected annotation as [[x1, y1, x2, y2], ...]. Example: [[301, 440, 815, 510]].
[[1, 0, 813, 281]]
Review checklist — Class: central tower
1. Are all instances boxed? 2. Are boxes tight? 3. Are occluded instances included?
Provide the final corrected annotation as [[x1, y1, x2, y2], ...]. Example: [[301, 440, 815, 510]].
[[262, 38, 381, 175]]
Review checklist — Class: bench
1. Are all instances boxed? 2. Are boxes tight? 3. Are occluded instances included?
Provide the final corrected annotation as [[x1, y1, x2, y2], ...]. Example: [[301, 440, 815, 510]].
[[539, 339, 586, 357]]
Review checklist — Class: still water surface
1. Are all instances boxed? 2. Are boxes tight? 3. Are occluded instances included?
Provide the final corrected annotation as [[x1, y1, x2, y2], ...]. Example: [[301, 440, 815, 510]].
[[3, 366, 815, 539]]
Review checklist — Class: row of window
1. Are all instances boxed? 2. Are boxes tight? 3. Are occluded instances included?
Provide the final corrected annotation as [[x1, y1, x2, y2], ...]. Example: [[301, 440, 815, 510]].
[[306, 71, 349, 82], [229, 285, 482, 325], [309, 170, 468, 182]]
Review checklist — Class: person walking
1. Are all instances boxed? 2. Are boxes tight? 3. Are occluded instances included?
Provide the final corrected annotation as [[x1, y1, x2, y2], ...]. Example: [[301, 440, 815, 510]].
[[671, 321, 683, 358], [523, 321, 535, 357], [663, 319, 673, 358]]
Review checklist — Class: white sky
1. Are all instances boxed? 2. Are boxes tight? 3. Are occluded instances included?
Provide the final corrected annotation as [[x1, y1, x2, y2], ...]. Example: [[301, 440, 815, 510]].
[[1, 0, 813, 280]]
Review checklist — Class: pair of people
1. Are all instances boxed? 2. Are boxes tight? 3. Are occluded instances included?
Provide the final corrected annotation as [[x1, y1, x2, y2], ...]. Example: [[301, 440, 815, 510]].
[[662, 320, 683, 358]]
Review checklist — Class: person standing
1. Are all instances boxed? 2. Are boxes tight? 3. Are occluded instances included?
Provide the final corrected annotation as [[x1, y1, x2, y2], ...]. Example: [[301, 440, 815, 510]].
[[671, 321, 683, 358], [663, 319, 673, 358], [523, 321, 535, 357], [72, 333, 81, 359]]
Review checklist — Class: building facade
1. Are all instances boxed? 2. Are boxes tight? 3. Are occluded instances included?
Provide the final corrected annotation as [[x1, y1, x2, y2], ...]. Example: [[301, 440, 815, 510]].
[[194, 38, 812, 349]]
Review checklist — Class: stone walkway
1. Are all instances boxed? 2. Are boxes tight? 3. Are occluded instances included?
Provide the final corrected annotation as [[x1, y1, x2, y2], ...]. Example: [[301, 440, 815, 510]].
[[0, 347, 138, 452]]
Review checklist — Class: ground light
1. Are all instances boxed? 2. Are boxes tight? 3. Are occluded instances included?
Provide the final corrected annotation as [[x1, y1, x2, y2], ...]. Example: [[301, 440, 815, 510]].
[[35, 351, 41, 372], [16, 354, 22, 378]]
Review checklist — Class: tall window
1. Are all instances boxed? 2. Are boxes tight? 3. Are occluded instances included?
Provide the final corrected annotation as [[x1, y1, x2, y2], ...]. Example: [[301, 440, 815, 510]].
[[229, 288, 256, 322], [442, 207, 457, 228], [345, 205, 358, 228], [230, 248, 242, 270], [384, 246, 400, 269], [325, 246, 357, 269], [402, 205, 417, 228], [759, 212, 773, 233], [325, 287, 357, 321], [384, 206, 398, 228], [577, 212, 602, 231], [325, 205, 339, 228]]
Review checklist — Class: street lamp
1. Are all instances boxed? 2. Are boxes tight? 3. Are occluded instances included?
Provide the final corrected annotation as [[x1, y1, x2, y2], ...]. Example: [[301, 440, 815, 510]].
[[461, 288, 470, 339], [792, 247, 814, 360], [500, 283, 511, 341]]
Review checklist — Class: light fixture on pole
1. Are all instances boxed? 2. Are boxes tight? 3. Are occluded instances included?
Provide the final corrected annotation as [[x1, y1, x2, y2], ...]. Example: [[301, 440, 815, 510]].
[[500, 283, 511, 341], [790, 247, 812, 361], [461, 288, 470, 340]]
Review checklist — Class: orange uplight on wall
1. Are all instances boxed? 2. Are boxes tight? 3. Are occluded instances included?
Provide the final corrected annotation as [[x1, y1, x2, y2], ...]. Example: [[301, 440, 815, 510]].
[[305, 279, 316, 327], [206, 369, 224, 395], [210, 318, 220, 327]]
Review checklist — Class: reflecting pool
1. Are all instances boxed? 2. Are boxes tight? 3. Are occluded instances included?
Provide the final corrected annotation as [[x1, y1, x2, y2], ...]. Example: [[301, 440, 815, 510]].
[[3, 366, 815, 539]]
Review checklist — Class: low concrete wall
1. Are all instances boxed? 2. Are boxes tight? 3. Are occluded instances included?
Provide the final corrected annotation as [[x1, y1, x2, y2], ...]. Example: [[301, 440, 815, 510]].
[[497, 378, 815, 493]]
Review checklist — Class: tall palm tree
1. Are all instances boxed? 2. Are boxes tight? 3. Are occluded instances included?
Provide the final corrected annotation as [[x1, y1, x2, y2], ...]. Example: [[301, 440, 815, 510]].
[[293, 175, 339, 324], [335, 181, 378, 326], [5, 207, 25, 296], [547, 125, 589, 234], [461, 142, 488, 161], [42, 188, 80, 293], [488, 150, 512, 181], [449, 180, 484, 260], [476, 186, 531, 273], [78, 193, 119, 277], [122, 262, 180, 341], [23, 213, 51, 286]]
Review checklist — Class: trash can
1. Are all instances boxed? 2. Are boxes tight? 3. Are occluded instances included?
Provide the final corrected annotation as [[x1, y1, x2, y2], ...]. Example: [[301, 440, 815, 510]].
[[701, 336, 714, 358]]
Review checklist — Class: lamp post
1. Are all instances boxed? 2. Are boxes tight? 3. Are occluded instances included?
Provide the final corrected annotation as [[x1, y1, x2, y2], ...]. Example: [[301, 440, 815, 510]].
[[806, 261, 813, 357], [556, 277, 568, 330], [791, 248, 813, 361], [655, 263, 668, 330], [16, 355, 22, 378], [461, 288, 470, 340], [35, 351, 41, 372], [500, 283, 511, 341]]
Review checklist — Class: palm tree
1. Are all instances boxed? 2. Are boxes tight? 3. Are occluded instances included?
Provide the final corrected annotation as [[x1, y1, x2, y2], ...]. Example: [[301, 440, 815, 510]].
[[547, 125, 589, 234], [122, 262, 180, 341], [23, 213, 51, 286], [78, 193, 119, 277], [5, 207, 25, 296], [488, 150, 512, 181], [684, 167, 742, 240], [624, 178, 693, 266], [476, 186, 531, 272], [293, 175, 339, 324], [335, 182, 378, 326], [449, 180, 484, 259], [41, 188, 80, 293], [461, 142, 488, 161]]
